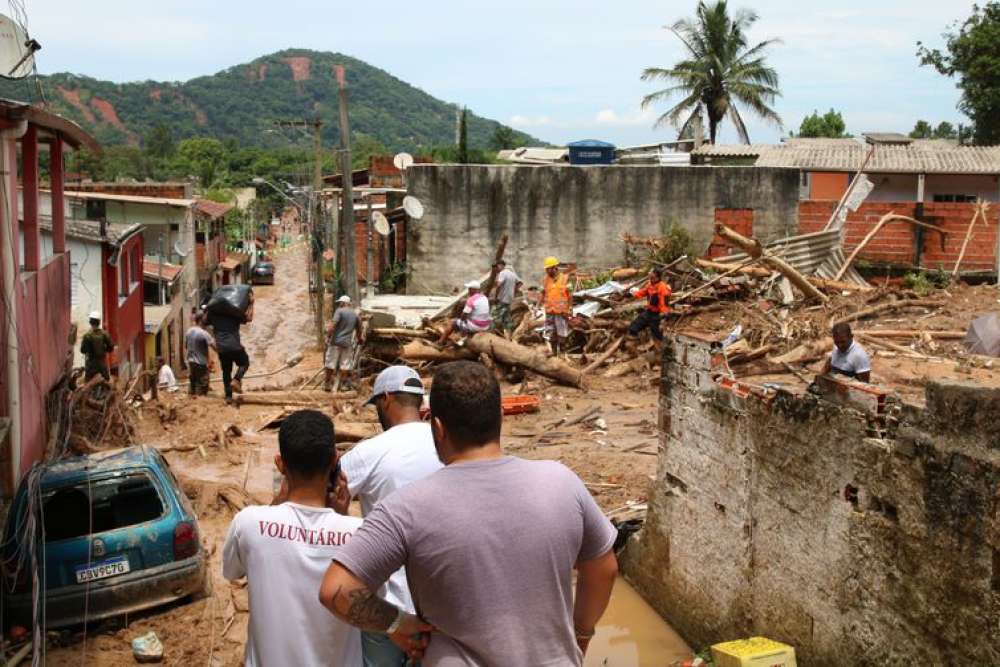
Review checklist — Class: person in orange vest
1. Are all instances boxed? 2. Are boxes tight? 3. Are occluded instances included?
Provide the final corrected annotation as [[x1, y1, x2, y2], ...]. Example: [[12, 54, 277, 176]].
[[539, 256, 574, 356], [627, 268, 671, 344]]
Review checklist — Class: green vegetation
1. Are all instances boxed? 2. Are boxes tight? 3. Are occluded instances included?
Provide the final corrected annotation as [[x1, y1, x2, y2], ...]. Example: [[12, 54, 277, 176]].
[[457, 107, 469, 164], [904, 268, 950, 295], [795, 109, 850, 138], [379, 262, 408, 292], [0, 48, 536, 153], [908, 119, 962, 140], [641, 0, 782, 143], [918, 2, 1000, 145]]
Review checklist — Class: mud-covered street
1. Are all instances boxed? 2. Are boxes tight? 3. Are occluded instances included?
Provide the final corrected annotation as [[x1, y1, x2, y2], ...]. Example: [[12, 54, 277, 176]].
[[45, 243, 689, 666]]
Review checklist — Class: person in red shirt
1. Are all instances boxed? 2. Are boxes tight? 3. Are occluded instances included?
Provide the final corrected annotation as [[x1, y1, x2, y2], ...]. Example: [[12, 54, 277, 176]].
[[627, 268, 671, 343]]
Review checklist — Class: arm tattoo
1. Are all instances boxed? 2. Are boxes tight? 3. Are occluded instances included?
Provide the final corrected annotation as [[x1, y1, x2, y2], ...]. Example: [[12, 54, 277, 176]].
[[334, 585, 398, 632]]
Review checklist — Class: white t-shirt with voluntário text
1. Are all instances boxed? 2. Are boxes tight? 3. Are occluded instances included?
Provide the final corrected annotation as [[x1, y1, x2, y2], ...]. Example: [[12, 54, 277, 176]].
[[340, 421, 443, 613], [222, 502, 363, 667]]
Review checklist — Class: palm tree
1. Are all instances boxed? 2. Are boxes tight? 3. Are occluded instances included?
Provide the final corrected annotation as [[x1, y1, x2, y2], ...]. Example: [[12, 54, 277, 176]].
[[641, 0, 782, 144]]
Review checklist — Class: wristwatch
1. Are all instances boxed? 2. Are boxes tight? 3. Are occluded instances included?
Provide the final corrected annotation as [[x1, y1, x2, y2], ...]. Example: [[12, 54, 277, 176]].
[[386, 608, 403, 635]]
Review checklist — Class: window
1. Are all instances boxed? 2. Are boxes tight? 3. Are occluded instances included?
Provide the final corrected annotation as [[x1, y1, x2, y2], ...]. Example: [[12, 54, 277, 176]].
[[42, 474, 165, 542], [130, 246, 141, 292], [85, 200, 106, 220], [932, 194, 977, 203], [119, 258, 129, 297]]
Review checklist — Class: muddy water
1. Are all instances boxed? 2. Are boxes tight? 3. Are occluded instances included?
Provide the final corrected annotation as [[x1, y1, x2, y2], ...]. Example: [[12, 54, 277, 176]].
[[586, 577, 691, 666]]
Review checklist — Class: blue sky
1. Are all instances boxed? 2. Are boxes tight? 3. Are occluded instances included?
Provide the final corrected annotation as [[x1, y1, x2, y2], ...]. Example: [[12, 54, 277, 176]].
[[25, 0, 975, 146]]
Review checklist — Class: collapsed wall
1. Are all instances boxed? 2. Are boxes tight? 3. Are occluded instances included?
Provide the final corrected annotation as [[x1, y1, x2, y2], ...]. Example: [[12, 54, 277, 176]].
[[622, 332, 1000, 665], [404, 165, 800, 293]]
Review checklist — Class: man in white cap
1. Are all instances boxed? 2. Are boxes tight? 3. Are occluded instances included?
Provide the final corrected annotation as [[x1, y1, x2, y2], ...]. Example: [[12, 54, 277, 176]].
[[80, 310, 115, 381], [325, 295, 364, 392], [333, 365, 442, 666], [437, 280, 492, 344]]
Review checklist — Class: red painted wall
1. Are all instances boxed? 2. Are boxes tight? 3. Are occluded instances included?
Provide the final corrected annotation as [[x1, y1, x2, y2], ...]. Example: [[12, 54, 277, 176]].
[[799, 200, 999, 271], [101, 233, 145, 375]]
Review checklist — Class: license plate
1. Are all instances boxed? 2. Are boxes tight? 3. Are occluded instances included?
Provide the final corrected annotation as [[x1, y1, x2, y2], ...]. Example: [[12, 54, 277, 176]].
[[75, 556, 130, 584]]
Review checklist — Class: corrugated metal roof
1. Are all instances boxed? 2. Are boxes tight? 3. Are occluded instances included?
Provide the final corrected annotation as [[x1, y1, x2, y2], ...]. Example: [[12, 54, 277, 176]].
[[755, 142, 1000, 174], [143, 259, 183, 283], [499, 147, 569, 164], [862, 133, 912, 145], [717, 228, 869, 286], [691, 144, 771, 157], [194, 198, 234, 219], [38, 215, 140, 245]]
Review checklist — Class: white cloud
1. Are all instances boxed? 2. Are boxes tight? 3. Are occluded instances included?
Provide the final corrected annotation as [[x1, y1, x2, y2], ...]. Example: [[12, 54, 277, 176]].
[[594, 108, 657, 127], [509, 114, 553, 128]]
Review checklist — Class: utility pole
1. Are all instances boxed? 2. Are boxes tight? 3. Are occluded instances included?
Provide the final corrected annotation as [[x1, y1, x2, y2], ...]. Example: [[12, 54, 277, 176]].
[[365, 195, 374, 300], [335, 65, 359, 304], [274, 118, 327, 346]]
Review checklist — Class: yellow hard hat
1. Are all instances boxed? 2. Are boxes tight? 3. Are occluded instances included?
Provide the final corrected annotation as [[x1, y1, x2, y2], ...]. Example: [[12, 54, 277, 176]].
[[543, 256, 559, 269]]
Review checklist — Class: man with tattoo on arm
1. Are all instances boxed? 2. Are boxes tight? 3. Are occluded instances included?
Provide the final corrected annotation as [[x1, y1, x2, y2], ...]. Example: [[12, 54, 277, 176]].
[[223, 410, 364, 666], [321, 361, 619, 665]]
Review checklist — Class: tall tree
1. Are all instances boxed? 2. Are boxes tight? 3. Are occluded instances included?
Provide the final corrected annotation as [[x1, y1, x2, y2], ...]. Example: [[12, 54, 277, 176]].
[[933, 121, 958, 139], [641, 0, 782, 144], [909, 120, 934, 138], [144, 124, 176, 158], [796, 109, 849, 138], [918, 2, 1000, 145], [490, 125, 517, 150], [458, 107, 469, 164]]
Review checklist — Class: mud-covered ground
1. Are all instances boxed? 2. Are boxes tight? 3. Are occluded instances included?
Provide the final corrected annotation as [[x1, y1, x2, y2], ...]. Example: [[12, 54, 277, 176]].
[[45, 243, 668, 666]]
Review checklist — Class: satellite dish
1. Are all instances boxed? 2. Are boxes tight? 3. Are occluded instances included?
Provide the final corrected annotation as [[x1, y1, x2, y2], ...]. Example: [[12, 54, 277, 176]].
[[372, 211, 390, 236], [0, 15, 39, 80], [173, 241, 191, 258], [402, 196, 425, 220], [393, 153, 414, 171]]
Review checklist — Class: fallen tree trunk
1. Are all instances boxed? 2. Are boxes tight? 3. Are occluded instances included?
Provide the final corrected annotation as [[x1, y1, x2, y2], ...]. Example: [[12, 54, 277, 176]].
[[369, 339, 477, 362], [465, 333, 584, 387], [952, 202, 989, 278], [831, 299, 944, 328], [696, 258, 872, 292], [582, 335, 625, 374], [370, 327, 436, 340], [738, 338, 832, 377], [836, 212, 947, 281], [715, 224, 829, 303], [854, 329, 965, 340]]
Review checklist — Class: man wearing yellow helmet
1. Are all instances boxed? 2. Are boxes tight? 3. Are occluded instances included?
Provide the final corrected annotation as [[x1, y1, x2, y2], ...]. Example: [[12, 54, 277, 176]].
[[539, 257, 573, 356]]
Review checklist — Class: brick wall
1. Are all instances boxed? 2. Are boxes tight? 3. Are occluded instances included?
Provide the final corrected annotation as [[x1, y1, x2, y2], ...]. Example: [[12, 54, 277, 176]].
[[707, 208, 754, 258], [70, 182, 191, 199], [799, 200, 999, 271], [622, 333, 1000, 665]]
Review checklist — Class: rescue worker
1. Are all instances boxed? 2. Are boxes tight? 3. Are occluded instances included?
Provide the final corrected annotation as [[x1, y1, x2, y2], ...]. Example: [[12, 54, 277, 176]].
[[539, 257, 573, 356], [627, 268, 671, 344], [80, 310, 115, 381], [823, 322, 871, 383]]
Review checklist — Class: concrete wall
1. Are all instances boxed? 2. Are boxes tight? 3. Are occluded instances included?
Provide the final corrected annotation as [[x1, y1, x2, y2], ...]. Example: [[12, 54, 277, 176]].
[[622, 333, 1000, 665], [405, 165, 800, 293]]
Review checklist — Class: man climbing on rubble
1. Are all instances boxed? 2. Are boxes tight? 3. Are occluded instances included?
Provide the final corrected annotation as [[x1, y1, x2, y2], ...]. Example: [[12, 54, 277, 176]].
[[490, 259, 522, 337], [627, 268, 671, 345], [437, 280, 492, 344], [185, 312, 216, 396], [325, 295, 363, 392], [207, 291, 254, 403], [540, 256, 574, 356], [824, 322, 871, 383], [321, 360, 619, 666], [223, 409, 363, 667], [333, 365, 443, 666], [81, 310, 115, 381]]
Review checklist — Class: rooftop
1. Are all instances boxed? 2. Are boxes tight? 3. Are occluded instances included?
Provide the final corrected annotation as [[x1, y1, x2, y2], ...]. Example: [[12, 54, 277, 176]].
[[38, 215, 141, 245], [143, 259, 183, 283], [693, 137, 1000, 175], [194, 198, 234, 219], [63, 190, 195, 207]]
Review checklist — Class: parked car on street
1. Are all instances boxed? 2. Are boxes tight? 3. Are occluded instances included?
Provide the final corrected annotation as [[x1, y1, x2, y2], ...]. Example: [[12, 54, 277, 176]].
[[2, 446, 210, 628], [251, 261, 276, 285]]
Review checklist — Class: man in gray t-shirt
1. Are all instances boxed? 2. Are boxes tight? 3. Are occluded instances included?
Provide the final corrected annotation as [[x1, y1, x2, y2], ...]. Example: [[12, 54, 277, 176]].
[[321, 361, 618, 666], [184, 312, 216, 396], [325, 295, 363, 392], [490, 260, 522, 335]]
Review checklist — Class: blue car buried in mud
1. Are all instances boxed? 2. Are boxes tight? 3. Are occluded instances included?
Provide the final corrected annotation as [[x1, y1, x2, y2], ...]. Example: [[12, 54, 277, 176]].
[[2, 446, 210, 628]]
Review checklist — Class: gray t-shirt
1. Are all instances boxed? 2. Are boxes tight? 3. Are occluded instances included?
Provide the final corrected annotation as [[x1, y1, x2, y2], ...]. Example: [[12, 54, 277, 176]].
[[185, 326, 214, 366], [330, 307, 358, 348], [495, 268, 521, 305], [830, 340, 871, 377], [333, 456, 616, 667]]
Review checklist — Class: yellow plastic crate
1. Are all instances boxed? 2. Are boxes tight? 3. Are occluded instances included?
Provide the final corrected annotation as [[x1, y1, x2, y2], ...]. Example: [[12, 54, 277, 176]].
[[710, 637, 797, 667]]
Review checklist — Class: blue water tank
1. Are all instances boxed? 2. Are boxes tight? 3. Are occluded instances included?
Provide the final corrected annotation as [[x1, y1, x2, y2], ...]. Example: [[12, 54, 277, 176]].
[[567, 140, 616, 165]]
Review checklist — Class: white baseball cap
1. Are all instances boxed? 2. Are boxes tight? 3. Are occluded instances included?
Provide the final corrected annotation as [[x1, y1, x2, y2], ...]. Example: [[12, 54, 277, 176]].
[[365, 366, 425, 405], [337, 295, 351, 303], [464, 280, 481, 290], [88, 310, 101, 321]]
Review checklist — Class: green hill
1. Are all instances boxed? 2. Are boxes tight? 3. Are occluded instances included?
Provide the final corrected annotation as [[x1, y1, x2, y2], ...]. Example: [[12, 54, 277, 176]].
[[0, 48, 537, 151]]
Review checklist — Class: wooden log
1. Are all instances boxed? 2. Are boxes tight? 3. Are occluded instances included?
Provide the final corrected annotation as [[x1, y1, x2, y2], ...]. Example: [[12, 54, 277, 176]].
[[369, 339, 477, 362], [856, 334, 928, 359], [831, 299, 944, 328], [696, 258, 872, 292], [771, 338, 832, 366], [582, 335, 625, 374], [835, 212, 947, 281], [854, 329, 965, 340], [714, 224, 829, 302], [481, 233, 510, 297], [673, 256, 762, 304], [952, 202, 989, 278], [370, 327, 436, 340], [695, 257, 772, 278], [464, 333, 583, 387]]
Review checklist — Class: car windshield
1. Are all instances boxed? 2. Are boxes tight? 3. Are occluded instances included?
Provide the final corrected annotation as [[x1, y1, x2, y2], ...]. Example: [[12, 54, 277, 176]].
[[42, 473, 165, 542]]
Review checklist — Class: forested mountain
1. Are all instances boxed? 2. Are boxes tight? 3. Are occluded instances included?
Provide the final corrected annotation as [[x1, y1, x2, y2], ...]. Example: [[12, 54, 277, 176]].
[[0, 49, 536, 151]]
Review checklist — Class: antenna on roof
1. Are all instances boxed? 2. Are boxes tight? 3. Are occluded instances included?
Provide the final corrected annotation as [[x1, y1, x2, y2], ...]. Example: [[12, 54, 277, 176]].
[[393, 153, 414, 171], [372, 211, 390, 236], [0, 14, 39, 80], [402, 195, 424, 221]]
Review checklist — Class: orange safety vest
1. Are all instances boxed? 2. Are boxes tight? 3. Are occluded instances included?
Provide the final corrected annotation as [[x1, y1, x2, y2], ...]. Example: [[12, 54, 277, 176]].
[[543, 273, 571, 315]]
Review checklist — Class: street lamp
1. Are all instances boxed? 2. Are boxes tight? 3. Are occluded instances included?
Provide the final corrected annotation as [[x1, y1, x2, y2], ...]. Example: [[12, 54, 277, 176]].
[[251, 176, 304, 212]]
